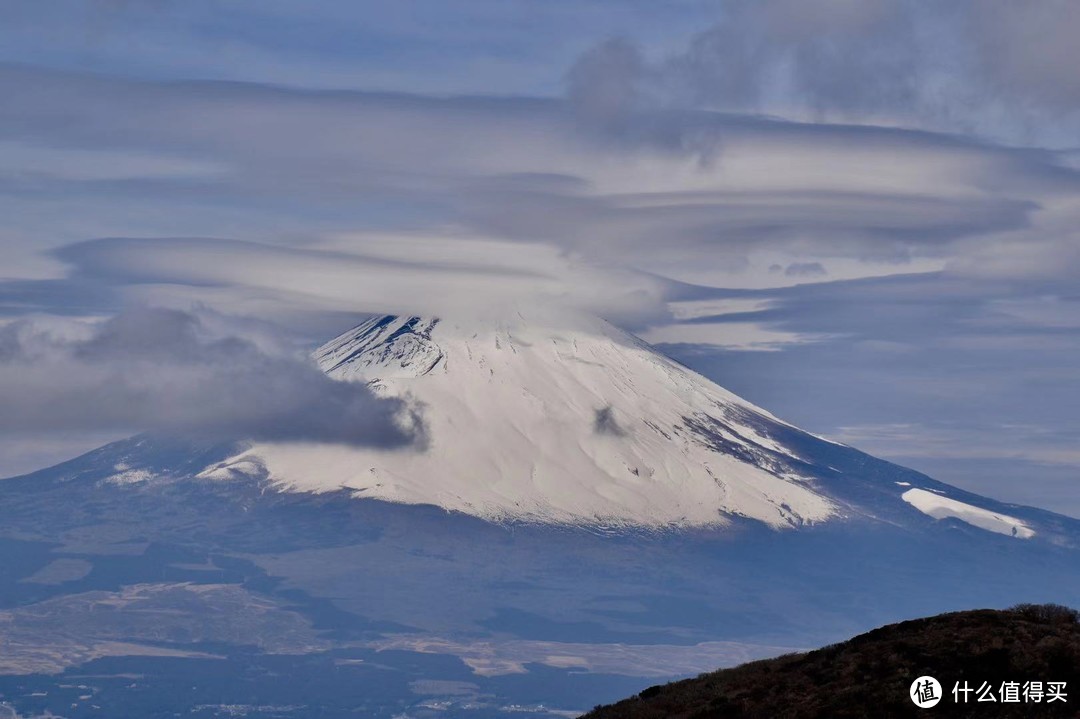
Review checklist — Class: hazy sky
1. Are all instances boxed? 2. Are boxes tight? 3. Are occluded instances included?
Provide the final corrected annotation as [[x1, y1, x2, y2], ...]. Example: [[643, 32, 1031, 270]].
[[1, 1, 1079, 516]]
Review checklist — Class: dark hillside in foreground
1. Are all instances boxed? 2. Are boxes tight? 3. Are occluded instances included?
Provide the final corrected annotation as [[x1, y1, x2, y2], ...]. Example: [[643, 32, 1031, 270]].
[[583, 605, 1080, 718]]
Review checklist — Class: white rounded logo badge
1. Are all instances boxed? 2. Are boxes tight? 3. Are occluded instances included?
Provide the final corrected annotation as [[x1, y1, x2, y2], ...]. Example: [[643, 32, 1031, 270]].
[[910, 676, 942, 708]]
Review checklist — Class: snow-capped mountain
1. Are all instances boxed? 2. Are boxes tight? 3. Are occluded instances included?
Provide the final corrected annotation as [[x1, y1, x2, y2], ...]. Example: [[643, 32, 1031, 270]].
[[191, 313, 1064, 542], [227, 313, 834, 528], [3, 312, 1078, 719]]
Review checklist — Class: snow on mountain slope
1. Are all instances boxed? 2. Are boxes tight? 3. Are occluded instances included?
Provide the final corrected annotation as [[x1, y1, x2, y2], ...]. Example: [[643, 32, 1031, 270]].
[[209, 313, 838, 529], [901, 488, 1035, 539]]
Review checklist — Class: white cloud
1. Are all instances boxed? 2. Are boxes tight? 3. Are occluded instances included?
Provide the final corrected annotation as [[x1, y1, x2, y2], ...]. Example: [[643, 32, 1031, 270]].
[[639, 322, 831, 352], [667, 298, 775, 321]]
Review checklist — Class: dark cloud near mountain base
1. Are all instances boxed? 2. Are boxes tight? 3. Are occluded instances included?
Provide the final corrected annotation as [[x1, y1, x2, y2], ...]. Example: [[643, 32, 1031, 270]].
[[0, 308, 423, 448]]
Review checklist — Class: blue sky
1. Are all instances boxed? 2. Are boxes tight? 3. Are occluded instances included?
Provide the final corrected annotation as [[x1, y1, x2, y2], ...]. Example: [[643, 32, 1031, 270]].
[[1, 0, 1079, 516]]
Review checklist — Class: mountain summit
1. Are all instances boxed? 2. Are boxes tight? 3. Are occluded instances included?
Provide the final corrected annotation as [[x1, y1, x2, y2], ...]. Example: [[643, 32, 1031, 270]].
[[190, 313, 1066, 541]]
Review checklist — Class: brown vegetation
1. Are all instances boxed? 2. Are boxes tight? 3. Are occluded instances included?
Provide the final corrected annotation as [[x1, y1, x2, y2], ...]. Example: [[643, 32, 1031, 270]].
[[583, 604, 1079, 718]]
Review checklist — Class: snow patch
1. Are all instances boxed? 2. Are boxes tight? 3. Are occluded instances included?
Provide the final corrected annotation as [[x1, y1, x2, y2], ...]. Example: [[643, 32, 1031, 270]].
[[902, 488, 1034, 539], [104, 468, 154, 485], [196, 458, 264, 482]]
